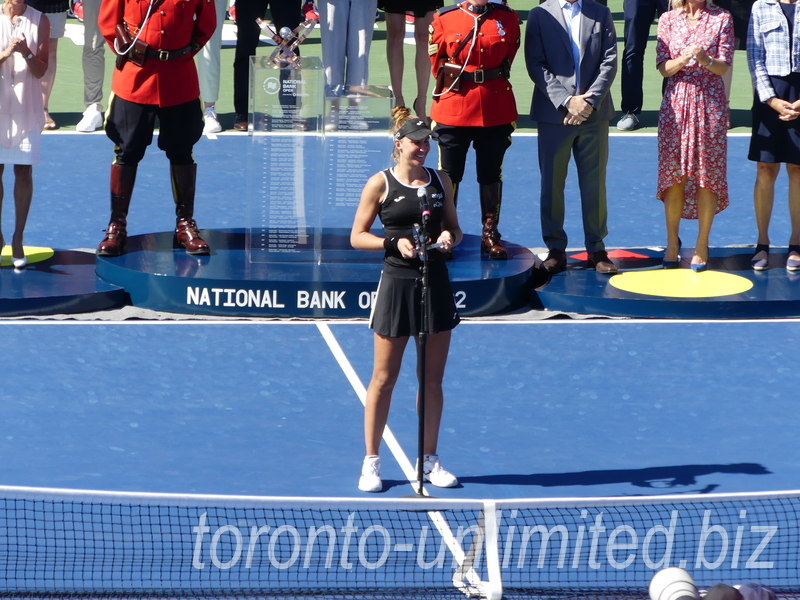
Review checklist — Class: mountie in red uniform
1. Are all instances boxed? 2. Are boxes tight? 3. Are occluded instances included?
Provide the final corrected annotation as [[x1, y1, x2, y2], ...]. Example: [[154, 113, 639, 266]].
[[428, 1, 520, 260], [96, 0, 217, 257], [429, 1, 519, 128]]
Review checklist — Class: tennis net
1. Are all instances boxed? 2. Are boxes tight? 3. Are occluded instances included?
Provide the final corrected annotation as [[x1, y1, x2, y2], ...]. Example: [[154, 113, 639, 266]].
[[1, 486, 799, 599]]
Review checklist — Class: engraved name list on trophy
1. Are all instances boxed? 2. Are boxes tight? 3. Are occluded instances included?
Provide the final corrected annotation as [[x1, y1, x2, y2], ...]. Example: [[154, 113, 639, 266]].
[[321, 87, 394, 230], [247, 56, 324, 263]]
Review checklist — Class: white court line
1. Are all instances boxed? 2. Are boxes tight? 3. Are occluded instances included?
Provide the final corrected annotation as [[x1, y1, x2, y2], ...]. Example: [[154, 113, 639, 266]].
[[1, 318, 797, 326], [314, 322, 417, 486], [315, 322, 488, 596]]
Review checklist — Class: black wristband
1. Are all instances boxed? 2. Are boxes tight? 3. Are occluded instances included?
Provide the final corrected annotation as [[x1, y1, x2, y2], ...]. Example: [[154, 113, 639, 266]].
[[383, 237, 398, 252]]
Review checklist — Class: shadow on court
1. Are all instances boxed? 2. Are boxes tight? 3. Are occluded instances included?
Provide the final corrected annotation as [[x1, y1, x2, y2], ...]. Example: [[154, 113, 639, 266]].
[[457, 463, 771, 492]]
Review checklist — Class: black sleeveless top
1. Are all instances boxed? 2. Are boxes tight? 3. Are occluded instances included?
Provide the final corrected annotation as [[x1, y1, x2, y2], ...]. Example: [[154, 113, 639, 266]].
[[378, 167, 447, 275]]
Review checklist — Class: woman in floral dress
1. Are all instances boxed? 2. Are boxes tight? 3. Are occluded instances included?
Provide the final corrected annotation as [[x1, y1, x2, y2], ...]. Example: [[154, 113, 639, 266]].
[[656, 0, 733, 271]]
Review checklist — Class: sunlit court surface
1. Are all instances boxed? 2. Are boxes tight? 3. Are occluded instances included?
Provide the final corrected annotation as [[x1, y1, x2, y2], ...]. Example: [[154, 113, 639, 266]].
[[2, 128, 800, 597], [1, 318, 800, 597]]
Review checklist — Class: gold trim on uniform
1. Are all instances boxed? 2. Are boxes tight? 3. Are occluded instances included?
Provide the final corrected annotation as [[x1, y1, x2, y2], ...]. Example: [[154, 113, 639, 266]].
[[428, 42, 438, 55]]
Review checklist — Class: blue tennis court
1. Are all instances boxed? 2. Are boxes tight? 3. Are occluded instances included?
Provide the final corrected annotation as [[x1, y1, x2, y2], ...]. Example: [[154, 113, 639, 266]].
[[3, 132, 800, 497], [1, 320, 797, 499], [2, 132, 800, 598]]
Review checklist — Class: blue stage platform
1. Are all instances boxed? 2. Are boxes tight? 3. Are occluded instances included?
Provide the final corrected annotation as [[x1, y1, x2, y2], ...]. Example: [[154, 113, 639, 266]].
[[0, 249, 124, 317], [95, 229, 536, 317], [533, 246, 800, 319]]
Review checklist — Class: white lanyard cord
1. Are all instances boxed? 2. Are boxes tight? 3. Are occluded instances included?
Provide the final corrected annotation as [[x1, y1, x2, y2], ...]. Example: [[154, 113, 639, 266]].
[[433, 10, 481, 98], [114, 0, 156, 56]]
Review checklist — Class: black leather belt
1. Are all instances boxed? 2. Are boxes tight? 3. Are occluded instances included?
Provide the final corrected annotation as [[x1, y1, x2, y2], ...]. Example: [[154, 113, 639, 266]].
[[145, 44, 194, 61], [460, 66, 506, 84]]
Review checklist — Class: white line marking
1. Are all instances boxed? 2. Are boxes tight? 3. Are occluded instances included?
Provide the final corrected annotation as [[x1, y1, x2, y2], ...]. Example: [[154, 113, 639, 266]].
[[316, 322, 487, 596], [1, 318, 794, 328], [315, 322, 417, 484]]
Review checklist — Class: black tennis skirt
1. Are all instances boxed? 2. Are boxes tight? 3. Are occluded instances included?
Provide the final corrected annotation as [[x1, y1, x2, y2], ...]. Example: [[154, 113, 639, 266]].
[[378, 0, 444, 17], [749, 73, 800, 166], [369, 262, 460, 338]]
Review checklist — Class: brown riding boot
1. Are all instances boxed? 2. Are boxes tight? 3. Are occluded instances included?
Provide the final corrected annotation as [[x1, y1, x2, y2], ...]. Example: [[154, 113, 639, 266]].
[[479, 181, 507, 260], [171, 163, 210, 255], [97, 163, 137, 257]]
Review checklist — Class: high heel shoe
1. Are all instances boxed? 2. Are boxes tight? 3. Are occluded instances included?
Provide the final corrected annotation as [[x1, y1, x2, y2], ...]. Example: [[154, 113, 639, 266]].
[[662, 237, 682, 269], [691, 244, 709, 272], [11, 234, 25, 269], [787, 244, 800, 272], [751, 243, 769, 271], [690, 260, 707, 272]]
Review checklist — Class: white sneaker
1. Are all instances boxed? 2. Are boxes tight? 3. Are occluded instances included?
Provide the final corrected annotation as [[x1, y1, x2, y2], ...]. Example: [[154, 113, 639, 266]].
[[358, 456, 382, 492], [203, 106, 222, 134], [76, 103, 103, 132], [422, 454, 458, 488]]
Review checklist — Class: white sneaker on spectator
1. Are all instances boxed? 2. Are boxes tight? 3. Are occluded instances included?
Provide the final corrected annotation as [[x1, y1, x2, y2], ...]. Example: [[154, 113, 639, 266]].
[[616, 112, 639, 131], [203, 106, 222, 134], [76, 103, 103, 132], [358, 455, 382, 492], [422, 454, 458, 488]]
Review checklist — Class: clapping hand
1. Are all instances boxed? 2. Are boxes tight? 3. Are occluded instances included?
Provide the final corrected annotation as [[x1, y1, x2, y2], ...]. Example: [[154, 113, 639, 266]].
[[9, 33, 31, 56], [680, 44, 702, 66]]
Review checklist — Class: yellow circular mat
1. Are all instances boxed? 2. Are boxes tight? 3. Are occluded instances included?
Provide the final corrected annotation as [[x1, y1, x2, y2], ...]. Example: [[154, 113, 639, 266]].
[[609, 269, 754, 298], [0, 246, 55, 267]]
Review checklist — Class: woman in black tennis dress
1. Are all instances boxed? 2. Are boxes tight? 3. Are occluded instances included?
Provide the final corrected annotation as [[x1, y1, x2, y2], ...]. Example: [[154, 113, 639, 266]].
[[351, 106, 462, 493]]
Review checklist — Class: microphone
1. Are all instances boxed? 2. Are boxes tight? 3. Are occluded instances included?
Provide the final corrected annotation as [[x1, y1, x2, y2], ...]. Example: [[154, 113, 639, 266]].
[[418, 187, 430, 224]]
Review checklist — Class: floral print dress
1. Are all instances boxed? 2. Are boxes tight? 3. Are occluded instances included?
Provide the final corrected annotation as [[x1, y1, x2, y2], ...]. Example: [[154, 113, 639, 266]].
[[656, 5, 734, 218]]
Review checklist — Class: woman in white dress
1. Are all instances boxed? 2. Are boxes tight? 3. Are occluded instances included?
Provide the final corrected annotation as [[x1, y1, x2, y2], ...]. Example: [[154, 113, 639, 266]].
[[0, 0, 49, 269]]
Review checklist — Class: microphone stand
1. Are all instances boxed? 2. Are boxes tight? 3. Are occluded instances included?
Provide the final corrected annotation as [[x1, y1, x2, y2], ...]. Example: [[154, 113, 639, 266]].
[[414, 189, 432, 497]]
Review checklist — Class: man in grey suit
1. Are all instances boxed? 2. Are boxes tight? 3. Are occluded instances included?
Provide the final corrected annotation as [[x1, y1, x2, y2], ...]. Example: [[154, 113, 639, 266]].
[[525, 0, 618, 274]]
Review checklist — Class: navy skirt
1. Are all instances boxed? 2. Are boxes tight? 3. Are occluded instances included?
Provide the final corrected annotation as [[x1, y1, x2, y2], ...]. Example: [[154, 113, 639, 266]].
[[749, 72, 800, 165]]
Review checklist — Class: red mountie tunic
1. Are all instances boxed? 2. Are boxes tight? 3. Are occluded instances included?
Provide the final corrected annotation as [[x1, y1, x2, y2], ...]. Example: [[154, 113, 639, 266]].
[[99, 0, 216, 108], [428, 2, 520, 128]]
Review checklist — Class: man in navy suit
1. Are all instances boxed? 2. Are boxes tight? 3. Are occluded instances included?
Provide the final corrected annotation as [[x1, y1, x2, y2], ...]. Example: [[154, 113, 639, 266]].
[[525, 0, 618, 274]]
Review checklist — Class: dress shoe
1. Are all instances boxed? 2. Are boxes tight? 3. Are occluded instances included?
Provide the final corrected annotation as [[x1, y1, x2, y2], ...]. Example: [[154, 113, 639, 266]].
[[542, 249, 567, 274], [175, 218, 210, 255], [233, 114, 248, 132], [587, 251, 618, 274], [97, 222, 127, 256]]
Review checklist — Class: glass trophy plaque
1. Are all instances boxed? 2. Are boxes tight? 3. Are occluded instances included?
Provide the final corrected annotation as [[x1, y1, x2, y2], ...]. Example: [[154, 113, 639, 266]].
[[247, 56, 324, 263], [320, 86, 394, 246], [247, 55, 394, 263]]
